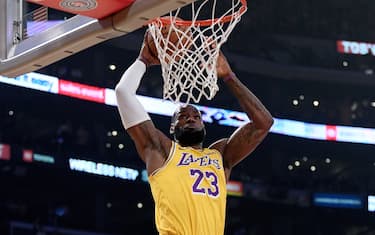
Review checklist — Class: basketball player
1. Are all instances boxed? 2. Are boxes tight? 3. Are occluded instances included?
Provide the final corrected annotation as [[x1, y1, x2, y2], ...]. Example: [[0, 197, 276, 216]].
[[115, 31, 273, 235]]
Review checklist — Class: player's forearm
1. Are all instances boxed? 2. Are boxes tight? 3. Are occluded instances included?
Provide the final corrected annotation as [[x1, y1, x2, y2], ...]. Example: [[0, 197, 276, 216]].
[[115, 60, 151, 129], [224, 73, 273, 130]]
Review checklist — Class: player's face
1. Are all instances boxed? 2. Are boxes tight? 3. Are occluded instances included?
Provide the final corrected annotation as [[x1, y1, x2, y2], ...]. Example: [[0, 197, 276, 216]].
[[175, 105, 203, 129], [172, 105, 206, 146]]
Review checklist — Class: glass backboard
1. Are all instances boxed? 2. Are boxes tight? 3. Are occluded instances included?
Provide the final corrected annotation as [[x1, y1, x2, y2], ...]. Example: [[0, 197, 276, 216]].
[[0, 0, 196, 78]]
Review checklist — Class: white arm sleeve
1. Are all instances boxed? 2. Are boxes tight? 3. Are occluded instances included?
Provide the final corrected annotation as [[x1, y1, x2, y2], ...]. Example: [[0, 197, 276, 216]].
[[115, 59, 151, 129]]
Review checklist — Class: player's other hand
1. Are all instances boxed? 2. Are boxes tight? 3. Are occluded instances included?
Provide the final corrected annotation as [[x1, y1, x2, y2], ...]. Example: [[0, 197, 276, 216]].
[[216, 50, 233, 79], [138, 29, 160, 67]]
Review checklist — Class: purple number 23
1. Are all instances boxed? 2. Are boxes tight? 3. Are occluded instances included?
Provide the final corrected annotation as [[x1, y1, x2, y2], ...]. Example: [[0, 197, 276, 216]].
[[190, 169, 219, 197]]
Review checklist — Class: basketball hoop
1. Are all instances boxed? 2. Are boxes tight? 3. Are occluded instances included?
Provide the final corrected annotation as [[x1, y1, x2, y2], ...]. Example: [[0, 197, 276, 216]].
[[148, 0, 247, 104]]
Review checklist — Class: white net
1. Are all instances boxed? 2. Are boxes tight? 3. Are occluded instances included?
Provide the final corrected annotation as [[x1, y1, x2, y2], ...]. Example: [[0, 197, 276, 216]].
[[148, 0, 247, 104]]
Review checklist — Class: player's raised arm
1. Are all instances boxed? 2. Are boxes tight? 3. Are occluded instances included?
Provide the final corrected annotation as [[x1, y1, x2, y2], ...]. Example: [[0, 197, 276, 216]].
[[114, 31, 171, 174], [210, 51, 274, 178]]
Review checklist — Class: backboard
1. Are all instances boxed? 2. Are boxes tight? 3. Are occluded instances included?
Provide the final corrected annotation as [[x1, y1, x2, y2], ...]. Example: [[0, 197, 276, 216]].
[[0, 0, 197, 78]]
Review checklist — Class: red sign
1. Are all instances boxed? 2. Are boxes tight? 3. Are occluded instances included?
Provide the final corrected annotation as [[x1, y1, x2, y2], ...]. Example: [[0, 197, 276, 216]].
[[337, 40, 375, 56], [326, 125, 337, 141], [0, 144, 11, 160], [23, 149, 34, 163], [58, 80, 106, 103], [26, 0, 135, 19]]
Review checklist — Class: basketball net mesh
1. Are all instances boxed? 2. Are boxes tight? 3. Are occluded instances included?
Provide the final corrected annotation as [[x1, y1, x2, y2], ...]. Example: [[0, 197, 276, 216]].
[[148, 0, 247, 103]]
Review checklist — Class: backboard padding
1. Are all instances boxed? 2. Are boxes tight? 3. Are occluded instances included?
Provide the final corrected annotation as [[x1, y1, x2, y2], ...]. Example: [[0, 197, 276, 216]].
[[26, 0, 136, 19]]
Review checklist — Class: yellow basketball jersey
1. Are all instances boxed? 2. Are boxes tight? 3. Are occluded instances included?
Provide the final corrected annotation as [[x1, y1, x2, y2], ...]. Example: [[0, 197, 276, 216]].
[[148, 141, 227, 235]]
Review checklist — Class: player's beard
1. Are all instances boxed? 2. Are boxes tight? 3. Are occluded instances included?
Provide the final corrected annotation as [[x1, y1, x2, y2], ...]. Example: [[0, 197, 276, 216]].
[[174, 126, 206, 146]]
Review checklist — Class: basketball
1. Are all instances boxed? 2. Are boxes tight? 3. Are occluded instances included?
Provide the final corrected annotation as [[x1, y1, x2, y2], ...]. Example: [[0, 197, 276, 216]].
[[146, 30, 159, 58], [146, 17, 191, 62]]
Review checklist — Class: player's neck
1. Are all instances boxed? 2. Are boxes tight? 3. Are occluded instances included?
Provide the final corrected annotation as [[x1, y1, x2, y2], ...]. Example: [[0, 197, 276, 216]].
[[191, 143, 203, 150], [179, 142, 203, 150]]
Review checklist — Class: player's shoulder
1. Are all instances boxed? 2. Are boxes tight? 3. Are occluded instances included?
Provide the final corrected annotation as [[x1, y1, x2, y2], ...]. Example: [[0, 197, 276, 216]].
[[208, 138, 228, 155]]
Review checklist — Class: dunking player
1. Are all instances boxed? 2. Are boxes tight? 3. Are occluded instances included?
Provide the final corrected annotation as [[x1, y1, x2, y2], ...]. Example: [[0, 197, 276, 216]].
[[115, 31, 273, 235]]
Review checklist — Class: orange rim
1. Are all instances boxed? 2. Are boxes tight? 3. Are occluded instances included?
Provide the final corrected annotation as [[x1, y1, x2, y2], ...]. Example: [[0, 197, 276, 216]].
[[150, 0, 247, 27]]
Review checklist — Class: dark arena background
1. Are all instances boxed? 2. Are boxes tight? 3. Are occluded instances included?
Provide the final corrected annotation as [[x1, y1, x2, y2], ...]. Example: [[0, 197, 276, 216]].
[[1, 0, 375, 235]]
